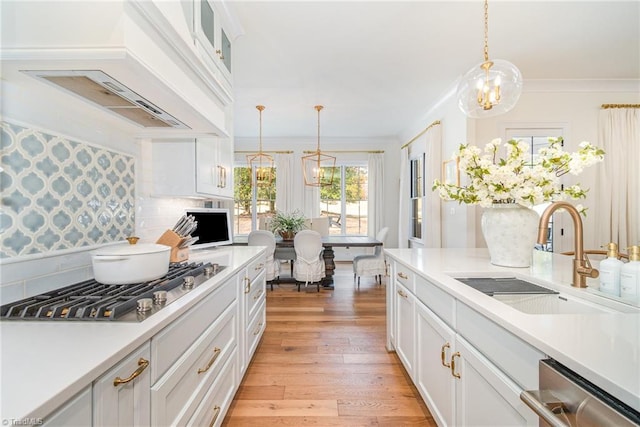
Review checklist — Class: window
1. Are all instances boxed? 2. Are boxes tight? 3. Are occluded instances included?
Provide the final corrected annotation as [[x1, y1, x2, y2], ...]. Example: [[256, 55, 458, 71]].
[[320, 165, 368, 235], [409, 154, 424, 240], [505, 126, 567, 252], [233, 166, 276, 235]]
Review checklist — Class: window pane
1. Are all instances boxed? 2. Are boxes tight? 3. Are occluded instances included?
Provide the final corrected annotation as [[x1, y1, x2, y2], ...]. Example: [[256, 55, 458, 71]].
[[233, 166, 277, 235], [319, 165, 368, 236], [412, 198, 422, 239], [233, 167, 252, 235]]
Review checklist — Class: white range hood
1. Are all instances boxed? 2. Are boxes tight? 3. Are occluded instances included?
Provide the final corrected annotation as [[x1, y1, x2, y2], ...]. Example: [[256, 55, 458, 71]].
[[1, 0, 237, 137]]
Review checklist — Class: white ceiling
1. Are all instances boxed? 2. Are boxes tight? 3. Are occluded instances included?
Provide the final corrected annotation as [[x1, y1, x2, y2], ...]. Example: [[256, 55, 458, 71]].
[[230, 1, 639, 141]]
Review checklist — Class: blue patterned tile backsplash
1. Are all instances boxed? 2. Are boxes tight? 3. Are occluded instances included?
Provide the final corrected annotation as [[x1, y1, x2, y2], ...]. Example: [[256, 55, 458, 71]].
[[1, 121, 135, 258]]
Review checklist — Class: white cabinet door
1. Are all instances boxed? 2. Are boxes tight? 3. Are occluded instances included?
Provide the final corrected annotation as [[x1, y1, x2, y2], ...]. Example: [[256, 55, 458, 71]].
[[43, 386, 92, 427], [93, 342, 151, 427], [215, 136, 234, 198], [394, 281, 415, 378], [195, 137, 219, 195], [416, 302, 456, 427], [454, 337, 538, 427]]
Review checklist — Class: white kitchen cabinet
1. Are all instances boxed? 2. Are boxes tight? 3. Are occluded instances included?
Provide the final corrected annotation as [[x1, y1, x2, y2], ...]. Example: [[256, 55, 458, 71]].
[[152, 138, 233, 200], [416, 302, 456, 427], [42, 386, 92, 427], [454, 337, 537, 427], [238, 254, 267, 375], [394, 281, 416, 378], [391, 259, 540, 427], [93, 342, 151, 427]]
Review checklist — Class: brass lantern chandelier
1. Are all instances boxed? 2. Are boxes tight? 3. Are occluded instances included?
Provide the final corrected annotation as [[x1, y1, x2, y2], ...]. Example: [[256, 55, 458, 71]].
[[456, 0, 522, 118], [302, 105, 336, 187], [246, 105, 274, 187]]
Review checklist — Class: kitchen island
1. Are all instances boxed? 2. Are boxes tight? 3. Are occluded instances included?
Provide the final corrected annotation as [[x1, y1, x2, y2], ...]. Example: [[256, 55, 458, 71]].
[[384, 248, 640, 425], [0, 246, 266, 425]]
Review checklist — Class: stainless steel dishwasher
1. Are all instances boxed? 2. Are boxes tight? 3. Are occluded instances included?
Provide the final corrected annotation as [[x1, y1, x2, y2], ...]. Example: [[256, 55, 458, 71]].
[[521, 359, 640, 426]]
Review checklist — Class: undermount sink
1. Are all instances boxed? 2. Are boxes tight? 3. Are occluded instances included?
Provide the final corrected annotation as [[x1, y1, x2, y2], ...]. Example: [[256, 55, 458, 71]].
[[454, 276, 618, 315], [492, 293, 615, 315]]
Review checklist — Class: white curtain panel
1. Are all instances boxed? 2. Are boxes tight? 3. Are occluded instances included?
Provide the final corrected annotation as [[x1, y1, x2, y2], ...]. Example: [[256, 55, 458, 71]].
[[398, 147, 410, 248], [595, 107, 640, 250], [367, 153, 384, 237], [275, 153, 294, 213], [302, 160, 320, 218], [425, 125, 442, 248]]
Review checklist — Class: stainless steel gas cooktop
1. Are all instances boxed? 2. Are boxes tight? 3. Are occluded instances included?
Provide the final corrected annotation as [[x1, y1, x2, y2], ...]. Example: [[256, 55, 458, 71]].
[[0, 262, 224, 322]]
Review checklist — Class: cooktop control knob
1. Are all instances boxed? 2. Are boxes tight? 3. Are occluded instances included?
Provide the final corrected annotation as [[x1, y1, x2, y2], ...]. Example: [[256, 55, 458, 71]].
[[182, 275, 195, 289], [136, 298, 153, 313], [153, 290, 167, 304]]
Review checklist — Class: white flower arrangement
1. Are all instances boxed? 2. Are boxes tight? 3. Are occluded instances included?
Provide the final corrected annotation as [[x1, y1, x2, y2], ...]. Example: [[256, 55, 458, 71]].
[[432, 137, 605, 213]]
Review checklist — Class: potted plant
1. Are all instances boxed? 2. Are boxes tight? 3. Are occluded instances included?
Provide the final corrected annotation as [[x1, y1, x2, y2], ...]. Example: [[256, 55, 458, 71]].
[[269, 210, 307, 240]]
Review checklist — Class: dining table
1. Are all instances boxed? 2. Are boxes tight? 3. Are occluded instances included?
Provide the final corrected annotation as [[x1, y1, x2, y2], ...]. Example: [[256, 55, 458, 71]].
[[273, 235, 382, 288]]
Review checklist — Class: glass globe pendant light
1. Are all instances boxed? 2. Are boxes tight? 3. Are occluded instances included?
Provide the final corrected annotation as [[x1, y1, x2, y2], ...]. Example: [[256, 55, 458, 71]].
[[457, 0, 522, 118]]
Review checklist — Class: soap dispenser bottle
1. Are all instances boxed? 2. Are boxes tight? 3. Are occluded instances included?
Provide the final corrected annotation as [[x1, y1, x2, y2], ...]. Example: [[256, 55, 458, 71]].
[[599, 242, 624, 296], [620, 245, 640, 303]]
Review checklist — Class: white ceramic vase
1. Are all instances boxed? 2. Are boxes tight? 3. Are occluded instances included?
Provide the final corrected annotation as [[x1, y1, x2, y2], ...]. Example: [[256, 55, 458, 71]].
[[481, 204, 540, 268]]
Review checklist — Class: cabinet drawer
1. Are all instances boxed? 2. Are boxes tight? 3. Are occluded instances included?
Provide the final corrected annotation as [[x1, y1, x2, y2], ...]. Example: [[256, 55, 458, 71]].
[[415, 275, 455, 327], [152, 277, 236, 382], [151, 302, 237, 426], [456, 303, 544, 390], [246, 271, 266, 322], [43, 386, 92, 427], [187, 348, 238, 427], [247, 299, 266, 360], [93, 342, 151, 427], [247, 255, 266, 283], [394, 261, 414, 293]]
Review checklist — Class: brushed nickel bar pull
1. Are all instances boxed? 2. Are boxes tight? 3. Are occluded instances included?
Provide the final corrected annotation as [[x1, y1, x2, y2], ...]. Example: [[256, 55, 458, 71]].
[[441, 343, 451, 367], [113, 358, 149, 386], [450, 352, 461, 379], [208, 405, 221, 427], [197, 347, 222, 374]]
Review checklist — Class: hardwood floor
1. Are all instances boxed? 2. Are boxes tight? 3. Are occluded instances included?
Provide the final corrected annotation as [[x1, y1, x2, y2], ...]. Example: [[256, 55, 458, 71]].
[[222, 262, 437, 426]]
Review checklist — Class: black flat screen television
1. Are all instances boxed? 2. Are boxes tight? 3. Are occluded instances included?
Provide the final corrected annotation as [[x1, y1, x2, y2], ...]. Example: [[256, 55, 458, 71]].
[[184, 208, 233, 249]]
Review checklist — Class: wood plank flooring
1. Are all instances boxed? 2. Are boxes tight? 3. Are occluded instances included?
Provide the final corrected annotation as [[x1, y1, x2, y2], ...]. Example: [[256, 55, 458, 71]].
[[222, 262, 437, 426]]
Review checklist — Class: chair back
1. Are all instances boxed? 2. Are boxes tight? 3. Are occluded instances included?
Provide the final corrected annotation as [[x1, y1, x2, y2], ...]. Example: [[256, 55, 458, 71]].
[[248, 230, 277, 253], [310, 217, 330, 236], [374, 227, 389, 255], [293, 230, 323, 261]]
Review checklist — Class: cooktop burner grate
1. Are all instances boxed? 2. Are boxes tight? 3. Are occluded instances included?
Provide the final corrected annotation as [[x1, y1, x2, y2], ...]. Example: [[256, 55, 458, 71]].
[[0, 262, 219, 321]]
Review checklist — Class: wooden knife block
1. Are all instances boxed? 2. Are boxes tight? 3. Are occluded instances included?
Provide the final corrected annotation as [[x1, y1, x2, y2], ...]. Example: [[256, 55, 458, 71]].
[[156, 230, 189, 263]]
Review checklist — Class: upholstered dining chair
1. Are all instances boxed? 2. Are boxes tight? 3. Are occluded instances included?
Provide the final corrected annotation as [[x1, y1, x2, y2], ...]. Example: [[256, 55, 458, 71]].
[[248, 230, 280, 290], [353, 226, 389, 286], [292, 230, 325, 292]]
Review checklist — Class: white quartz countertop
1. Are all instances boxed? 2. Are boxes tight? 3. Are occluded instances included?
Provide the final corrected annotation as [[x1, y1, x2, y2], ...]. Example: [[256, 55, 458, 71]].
[[384, 248, 640, 413], [0, 246, 266, 422]]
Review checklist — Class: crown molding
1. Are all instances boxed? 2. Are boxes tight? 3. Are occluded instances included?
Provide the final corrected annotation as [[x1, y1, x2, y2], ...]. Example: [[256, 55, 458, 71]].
[[523, 79, 640, 93]]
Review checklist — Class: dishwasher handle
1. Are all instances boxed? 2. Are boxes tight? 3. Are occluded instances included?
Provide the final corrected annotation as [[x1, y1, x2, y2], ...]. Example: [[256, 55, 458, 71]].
[[520, 390, 569, 427]]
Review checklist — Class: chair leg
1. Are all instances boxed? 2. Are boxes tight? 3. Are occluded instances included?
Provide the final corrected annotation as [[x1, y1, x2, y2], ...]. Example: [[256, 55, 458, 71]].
[[297, 281, 301, 292], [357, 276, 360, 287], [290, 261, 294, 276], [317, 281, 320, 292]]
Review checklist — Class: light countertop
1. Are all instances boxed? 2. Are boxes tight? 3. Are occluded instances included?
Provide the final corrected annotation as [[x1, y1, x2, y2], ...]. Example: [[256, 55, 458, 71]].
[[0, 246, 266, 422], [384, 248, 640, 413]]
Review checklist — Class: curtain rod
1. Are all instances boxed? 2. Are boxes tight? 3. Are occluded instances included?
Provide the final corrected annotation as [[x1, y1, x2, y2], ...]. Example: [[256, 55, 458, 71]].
[[235, 150, 294, 154], [601, 104, 640, 109], [302, 150, 385, 154], [401, 120, 442, 149]]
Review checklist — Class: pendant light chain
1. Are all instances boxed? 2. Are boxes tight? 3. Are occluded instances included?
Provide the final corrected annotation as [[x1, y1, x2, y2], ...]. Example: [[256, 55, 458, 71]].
[[483, 0, 489, 62], [315, 105, 323, 152]]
